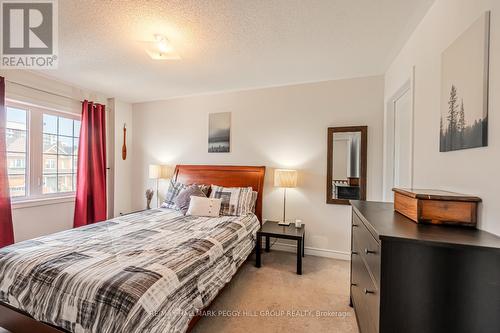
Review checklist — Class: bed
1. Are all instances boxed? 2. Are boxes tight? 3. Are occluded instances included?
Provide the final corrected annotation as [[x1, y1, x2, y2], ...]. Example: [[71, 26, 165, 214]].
[[0, 165, 265, 333]]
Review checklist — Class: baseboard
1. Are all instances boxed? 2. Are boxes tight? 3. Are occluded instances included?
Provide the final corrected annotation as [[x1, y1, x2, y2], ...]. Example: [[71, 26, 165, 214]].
[[271, 241, 350, 261]]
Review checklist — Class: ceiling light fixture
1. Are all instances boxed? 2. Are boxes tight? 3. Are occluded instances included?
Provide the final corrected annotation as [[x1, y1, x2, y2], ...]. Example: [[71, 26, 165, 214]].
[[155, 34, 173, 53], [144, 34, 180, 60]]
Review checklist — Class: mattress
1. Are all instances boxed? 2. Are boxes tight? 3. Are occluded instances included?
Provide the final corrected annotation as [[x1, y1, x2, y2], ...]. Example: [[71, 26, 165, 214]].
[[0, 209, 260, 333]]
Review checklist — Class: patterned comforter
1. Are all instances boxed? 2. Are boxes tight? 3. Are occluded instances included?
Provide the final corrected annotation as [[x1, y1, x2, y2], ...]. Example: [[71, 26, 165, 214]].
[[0, 209, 260, 333]]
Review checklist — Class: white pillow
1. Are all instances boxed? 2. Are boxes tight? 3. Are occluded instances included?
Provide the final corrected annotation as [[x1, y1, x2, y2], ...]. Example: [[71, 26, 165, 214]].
[[186, 196, 222, 217]]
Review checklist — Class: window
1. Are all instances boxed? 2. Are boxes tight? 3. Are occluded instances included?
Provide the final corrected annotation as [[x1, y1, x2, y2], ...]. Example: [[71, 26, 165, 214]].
[[42, 114, 80, 194], [6, 107, 28, 197], [4, 102, 81, 201]]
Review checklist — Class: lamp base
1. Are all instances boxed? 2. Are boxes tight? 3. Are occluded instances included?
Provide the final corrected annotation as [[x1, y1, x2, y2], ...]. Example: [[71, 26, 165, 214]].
[[278, 221, 291, 226]]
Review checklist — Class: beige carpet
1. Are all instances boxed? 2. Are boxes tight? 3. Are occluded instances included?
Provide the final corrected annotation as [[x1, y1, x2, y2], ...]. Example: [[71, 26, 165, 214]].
[[192, 250, 359, 333]]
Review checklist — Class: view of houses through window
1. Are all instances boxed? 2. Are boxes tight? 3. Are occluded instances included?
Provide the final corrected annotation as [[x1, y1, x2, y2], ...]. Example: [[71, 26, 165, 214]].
[[43, 114, 80, 194], [6, 107, 28, 197], [4, 103, 81, 199]]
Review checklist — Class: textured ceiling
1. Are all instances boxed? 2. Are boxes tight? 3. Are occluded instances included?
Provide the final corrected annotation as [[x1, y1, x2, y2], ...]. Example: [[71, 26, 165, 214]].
[[39, 0, 435, 103]]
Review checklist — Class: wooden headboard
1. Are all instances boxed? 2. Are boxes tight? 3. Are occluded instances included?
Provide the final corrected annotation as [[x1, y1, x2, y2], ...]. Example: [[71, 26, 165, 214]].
[[173, 165, 266, 222]]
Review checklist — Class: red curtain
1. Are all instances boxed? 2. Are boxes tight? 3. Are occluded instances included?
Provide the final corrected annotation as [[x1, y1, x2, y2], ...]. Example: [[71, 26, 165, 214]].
[[74, 100, 107, 228], [0, 77, 14, 247]]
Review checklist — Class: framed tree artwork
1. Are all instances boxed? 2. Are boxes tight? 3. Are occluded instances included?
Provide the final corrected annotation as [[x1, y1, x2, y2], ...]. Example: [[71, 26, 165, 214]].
[[208, 112, 231, 153], [440, 11, 490, 152]]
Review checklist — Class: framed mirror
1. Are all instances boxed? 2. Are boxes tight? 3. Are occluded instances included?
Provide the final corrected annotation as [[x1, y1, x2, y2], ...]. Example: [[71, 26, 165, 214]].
[[327, 126, 367, 205]]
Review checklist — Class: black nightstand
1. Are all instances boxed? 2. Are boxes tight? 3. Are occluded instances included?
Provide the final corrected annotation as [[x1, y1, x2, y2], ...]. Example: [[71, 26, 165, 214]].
[[255, 221, 305, 275]]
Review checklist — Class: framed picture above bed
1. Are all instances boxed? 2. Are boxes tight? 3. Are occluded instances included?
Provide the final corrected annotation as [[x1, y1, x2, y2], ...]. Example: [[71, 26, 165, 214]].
[[208, 112, 231, 153], [439, 11, 490, 152]]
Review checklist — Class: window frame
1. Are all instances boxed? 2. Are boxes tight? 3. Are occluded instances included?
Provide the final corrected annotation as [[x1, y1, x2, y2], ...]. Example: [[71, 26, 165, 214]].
[[5, 100, 81, 204]]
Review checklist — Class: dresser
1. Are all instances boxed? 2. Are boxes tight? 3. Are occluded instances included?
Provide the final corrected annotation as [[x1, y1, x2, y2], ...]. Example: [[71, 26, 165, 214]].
[[350, 200, 500, 333]]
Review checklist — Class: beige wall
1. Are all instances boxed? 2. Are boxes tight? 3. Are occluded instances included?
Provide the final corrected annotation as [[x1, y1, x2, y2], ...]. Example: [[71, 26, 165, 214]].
[[385, 0, 500, 235], [12, 200, 75, 242], [132, 76, 385, 258]]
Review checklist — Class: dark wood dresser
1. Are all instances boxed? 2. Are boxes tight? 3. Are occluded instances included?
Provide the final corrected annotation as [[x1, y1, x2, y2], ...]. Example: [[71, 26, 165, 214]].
[[350, 200, 500, 333]]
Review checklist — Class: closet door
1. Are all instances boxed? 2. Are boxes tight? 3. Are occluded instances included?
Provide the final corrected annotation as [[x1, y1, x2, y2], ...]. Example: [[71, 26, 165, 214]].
[[393, 89, 412, 190]]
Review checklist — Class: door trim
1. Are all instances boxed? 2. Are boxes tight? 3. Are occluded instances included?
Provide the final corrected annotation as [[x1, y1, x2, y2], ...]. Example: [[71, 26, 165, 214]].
[[383, 68, 415, 201]]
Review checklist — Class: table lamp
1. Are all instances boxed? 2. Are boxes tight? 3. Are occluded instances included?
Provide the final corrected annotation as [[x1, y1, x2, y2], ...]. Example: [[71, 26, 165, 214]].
[[149, 164, 175, 207], [274, 169, 298, 226]]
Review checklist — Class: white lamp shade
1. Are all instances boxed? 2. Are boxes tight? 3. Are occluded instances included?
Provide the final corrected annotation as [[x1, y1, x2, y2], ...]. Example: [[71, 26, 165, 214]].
[[274, 169, 298, 188], [149, 164, 175, 179], [149, 165, 160, 179]]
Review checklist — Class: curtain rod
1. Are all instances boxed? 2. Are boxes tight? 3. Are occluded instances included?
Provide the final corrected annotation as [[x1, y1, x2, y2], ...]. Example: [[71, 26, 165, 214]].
[[5, 79, 104, 104]]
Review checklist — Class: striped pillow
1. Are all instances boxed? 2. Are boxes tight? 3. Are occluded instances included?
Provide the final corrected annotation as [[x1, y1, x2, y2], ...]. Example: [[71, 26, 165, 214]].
[[209, 185, 254, 216], [160, 180, 187, 209], [249, 191, 258, 213]]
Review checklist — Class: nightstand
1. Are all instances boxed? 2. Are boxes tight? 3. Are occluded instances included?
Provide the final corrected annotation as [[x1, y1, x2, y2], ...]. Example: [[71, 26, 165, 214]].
[[255, 221, 305, 275]]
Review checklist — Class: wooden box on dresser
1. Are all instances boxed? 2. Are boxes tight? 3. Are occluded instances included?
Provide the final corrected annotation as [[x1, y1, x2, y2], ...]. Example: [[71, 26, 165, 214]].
[[350, 200, 500, 333]]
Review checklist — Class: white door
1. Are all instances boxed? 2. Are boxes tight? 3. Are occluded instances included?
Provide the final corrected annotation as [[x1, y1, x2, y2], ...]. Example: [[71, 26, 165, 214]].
[[391, 89, 412, 199]]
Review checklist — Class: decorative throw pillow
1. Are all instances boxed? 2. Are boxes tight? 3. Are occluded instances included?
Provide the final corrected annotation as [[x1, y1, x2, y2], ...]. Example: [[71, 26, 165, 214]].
[[160, 180, 187, 209], [174, 185, 207, 214], [249, 191, 258, 213], [209, 185, 253, 216], [186, 197, 222, 217], [195, 184, 211, 197]]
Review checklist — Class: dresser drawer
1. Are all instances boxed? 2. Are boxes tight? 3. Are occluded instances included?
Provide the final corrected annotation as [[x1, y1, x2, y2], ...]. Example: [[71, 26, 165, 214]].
[[353, 212, 381, 286], [351, 241, 380, 333]]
